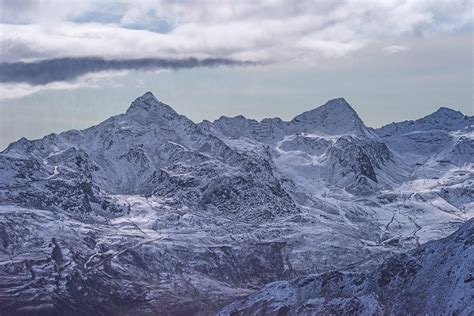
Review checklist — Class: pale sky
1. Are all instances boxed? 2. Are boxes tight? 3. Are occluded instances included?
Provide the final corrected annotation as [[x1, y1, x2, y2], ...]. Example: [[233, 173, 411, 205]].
[[0, 0, 473, 150]]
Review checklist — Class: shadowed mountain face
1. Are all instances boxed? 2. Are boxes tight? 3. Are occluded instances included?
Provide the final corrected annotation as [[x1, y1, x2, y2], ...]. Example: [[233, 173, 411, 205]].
[[0, 92, 472, 314], [220, 219, 474, 315]]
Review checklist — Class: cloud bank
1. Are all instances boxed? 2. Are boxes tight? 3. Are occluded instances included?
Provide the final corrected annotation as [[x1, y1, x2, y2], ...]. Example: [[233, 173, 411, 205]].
[[2, 0, 471, 63], [0, 0, 472, 97]]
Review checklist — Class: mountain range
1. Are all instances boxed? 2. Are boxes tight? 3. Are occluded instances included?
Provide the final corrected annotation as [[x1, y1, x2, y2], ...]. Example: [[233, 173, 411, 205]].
[[0, 92, 472, 315]]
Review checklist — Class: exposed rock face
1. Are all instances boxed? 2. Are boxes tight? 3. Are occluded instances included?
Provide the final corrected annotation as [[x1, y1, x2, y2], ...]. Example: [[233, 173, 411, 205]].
[[220, 219, 474, 315], [0, 92, 472, 314]]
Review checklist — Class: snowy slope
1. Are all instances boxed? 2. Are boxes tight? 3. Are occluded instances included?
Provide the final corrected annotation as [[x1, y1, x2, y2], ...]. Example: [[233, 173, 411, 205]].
[[374, 106, 473, 166], [220, 218, 474, 315], [376, 107, 473, 135]]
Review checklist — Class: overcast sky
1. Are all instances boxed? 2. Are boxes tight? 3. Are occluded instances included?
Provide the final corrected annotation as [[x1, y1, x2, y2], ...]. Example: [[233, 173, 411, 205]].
[[0, 0, 473, 149]]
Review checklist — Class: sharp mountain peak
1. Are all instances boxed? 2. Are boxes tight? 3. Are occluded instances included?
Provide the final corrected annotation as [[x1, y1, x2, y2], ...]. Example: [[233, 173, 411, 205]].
[[296, 97, 360, 119], [126, 91, 178, 118], [427, 106, 465, 119], [292, 97, 367, 135]]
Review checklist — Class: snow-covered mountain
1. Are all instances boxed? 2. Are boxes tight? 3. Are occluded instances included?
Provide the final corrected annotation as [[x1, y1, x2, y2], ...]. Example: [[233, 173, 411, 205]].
[[0, 92, 472, 314], [200, 97, 402, 195], [375, 107, 473, 166], [1, 92, 295, 220]]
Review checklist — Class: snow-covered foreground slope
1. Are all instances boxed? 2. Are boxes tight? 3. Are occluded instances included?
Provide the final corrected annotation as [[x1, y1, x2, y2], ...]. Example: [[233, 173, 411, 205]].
[[0, 92, 472, 314], [220, 218, 474, 315]]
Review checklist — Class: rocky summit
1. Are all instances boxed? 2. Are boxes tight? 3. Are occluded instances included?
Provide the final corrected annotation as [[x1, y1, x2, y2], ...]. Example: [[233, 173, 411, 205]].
[[0, 92, 473, 315]]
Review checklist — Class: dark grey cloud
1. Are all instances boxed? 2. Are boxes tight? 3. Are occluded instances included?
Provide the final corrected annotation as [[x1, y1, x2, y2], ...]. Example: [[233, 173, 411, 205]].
[[0, 57, 256, 85]]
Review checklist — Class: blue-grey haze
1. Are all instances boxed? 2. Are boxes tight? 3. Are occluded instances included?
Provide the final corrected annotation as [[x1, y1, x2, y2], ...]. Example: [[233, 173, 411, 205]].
[[0, 1, 472, 150]]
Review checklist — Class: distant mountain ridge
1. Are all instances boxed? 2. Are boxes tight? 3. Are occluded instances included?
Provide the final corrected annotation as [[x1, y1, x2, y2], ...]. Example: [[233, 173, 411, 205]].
[[376, 106, 473, 137]]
